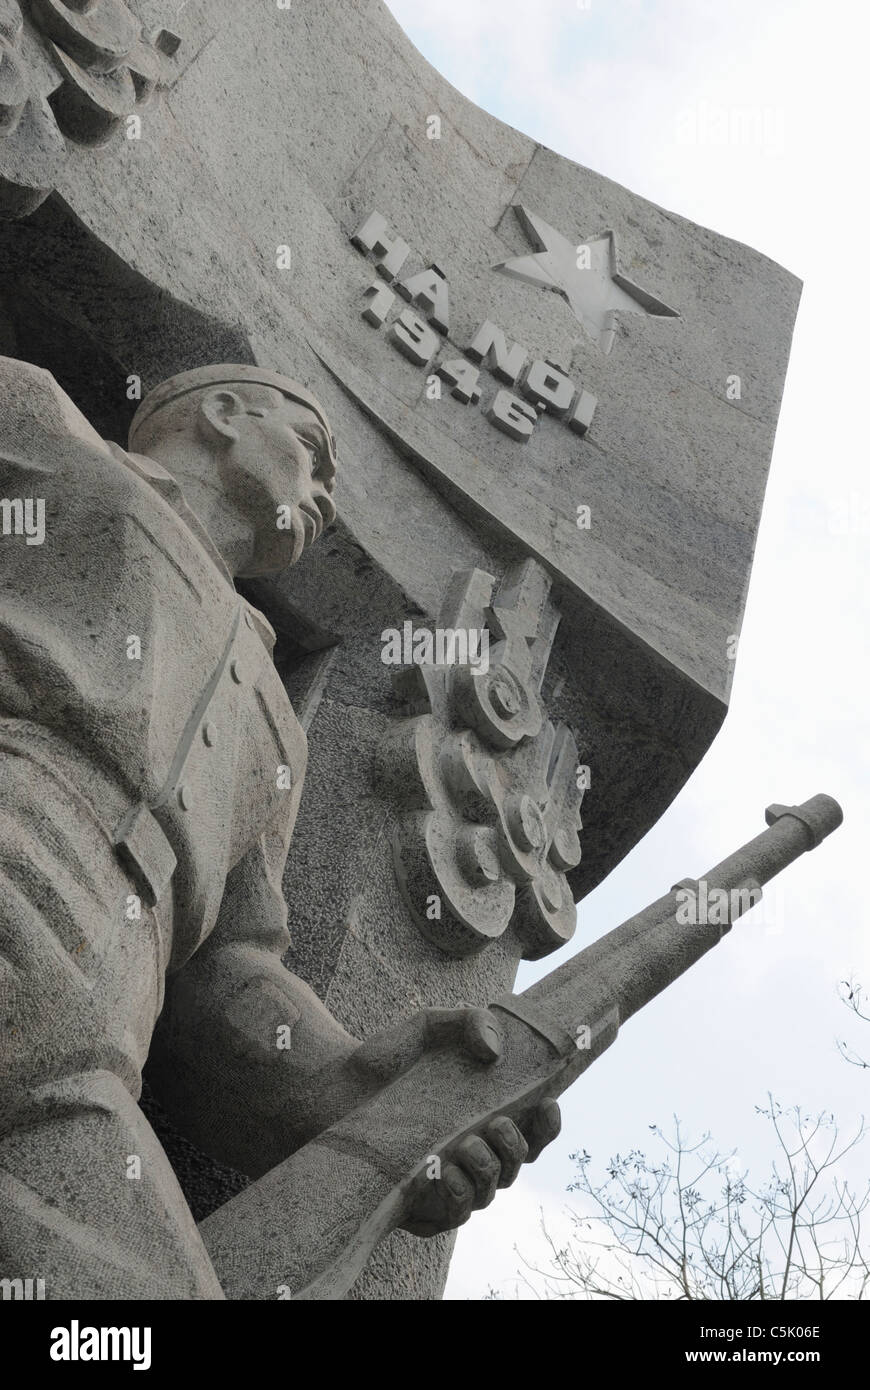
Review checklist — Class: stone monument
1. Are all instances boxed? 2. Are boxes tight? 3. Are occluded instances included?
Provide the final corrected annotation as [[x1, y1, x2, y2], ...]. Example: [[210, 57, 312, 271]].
[[0, 0, 833, 1299]]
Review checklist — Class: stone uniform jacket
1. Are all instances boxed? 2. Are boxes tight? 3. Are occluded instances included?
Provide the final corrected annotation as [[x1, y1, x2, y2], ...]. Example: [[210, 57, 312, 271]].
[[0, 365, 308, 973]]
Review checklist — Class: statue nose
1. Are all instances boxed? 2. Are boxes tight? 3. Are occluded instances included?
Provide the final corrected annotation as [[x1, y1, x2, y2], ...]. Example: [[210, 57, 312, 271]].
[[314, 442, 337, 489]]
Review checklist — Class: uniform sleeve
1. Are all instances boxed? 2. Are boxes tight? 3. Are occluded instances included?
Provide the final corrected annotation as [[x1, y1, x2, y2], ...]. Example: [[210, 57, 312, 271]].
[[206, 826, 294, 956], [145, 825, 362, 1177]]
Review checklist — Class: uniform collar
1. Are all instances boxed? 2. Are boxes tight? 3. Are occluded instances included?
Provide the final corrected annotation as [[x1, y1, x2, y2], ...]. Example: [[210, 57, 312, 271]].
[[107, 442, 236, 587]]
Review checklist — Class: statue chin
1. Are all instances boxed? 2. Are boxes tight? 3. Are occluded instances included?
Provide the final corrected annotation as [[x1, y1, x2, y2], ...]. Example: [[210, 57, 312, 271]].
[[240, 513, 307, 577]]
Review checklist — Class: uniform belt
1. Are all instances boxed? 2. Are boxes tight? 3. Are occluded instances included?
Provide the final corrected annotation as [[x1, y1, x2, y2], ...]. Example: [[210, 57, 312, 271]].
[[0, 719, 177, 908]]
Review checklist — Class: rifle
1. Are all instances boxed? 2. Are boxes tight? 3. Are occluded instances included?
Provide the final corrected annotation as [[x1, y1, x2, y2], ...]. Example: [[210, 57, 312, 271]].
[[198, 794, 842, 1299]]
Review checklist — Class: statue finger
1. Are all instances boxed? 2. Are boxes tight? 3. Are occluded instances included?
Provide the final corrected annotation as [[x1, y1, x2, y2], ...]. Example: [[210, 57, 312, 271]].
[[437, 1162, 476, 1227], [523, 1098, 562, 1162], [484, 1115, 528, 1188], [454, 1135, 500, 1209]]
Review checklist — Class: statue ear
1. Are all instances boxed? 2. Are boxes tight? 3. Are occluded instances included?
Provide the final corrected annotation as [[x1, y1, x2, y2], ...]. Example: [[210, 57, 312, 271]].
[[198, 389, 245, 445]]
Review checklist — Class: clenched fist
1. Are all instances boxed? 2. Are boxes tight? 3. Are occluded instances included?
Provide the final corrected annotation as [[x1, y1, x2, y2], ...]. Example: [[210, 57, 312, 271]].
[[347, 1003, 562, 1237]]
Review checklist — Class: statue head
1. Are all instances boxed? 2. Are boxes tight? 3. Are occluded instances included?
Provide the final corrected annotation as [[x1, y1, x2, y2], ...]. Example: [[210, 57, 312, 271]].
[[128, 365, 337, 577]]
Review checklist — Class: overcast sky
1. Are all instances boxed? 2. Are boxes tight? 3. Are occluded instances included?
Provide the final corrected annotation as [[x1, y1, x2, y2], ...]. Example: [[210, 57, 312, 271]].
[[383, 0, 869, 1298]]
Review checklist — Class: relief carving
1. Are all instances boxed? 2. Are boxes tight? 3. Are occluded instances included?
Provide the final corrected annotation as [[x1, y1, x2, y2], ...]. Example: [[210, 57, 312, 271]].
[[381, 559, 584, 960], [0, 0, 179, 217]]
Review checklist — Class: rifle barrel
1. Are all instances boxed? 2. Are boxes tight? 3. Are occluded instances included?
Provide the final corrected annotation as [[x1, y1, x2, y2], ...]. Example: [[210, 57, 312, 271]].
[[524, 794, 843, 1043]]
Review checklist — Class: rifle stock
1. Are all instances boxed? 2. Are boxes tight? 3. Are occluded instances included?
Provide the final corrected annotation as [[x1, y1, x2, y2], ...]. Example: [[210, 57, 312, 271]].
[[198, 794, 842, 1299]]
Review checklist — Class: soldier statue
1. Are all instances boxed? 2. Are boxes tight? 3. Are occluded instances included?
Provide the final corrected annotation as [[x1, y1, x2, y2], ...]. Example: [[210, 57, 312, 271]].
[[0, 359, 560, 1299]]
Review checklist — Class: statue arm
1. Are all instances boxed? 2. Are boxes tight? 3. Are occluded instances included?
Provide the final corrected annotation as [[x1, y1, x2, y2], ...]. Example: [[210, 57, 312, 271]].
[[146, 831, 560, 1227], [145, 830, 363, 1177]]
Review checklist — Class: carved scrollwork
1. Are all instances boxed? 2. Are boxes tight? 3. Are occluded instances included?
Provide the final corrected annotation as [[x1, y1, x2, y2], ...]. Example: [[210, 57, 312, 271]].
[[0, 0, 67, 216], [31, 0, 143, 75], [0, 0, 180, 217], [380, 558, 584, 961]]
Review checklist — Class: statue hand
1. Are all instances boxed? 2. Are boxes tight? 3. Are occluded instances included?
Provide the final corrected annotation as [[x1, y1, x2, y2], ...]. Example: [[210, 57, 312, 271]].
[[398, 1095, 561, 1237], [347, 1005, 561, 1237]]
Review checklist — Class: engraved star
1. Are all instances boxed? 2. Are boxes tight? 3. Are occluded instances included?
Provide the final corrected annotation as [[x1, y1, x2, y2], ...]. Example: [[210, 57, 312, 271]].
[[494, 205, 679, 355]]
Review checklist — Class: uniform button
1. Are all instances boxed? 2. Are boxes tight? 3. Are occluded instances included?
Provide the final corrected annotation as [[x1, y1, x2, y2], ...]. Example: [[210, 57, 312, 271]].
[[203, 722, 218, 747], [178, 784, 193, 811], [230, 659, 244, 684]]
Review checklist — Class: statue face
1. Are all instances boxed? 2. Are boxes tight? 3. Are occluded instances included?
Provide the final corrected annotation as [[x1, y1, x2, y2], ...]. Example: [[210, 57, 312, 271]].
[[221, 397, 337, 576]]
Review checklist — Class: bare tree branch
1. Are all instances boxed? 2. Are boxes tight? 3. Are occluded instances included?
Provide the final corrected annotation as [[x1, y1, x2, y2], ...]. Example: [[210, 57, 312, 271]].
[[489, 1104, 870, 1301]]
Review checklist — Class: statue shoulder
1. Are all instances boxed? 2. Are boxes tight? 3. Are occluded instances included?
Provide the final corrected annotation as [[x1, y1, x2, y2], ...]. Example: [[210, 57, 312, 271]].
[[0, 356, 114, 463], [0, 358, 160, 511]]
